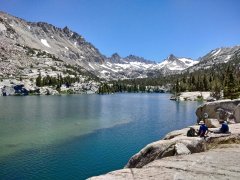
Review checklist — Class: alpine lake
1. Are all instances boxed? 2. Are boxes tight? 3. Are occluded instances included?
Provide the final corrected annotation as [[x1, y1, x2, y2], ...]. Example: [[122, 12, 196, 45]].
[[0, 93, 202, 179]]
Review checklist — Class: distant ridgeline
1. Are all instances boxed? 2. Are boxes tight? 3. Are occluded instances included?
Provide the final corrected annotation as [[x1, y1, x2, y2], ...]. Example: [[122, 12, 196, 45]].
[[98, 53, 240, 99], [32, 52, 240, 97]]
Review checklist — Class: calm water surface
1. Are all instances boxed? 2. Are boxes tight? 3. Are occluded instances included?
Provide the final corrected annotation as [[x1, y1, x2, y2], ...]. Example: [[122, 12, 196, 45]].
[[0, 94, 201, 179]]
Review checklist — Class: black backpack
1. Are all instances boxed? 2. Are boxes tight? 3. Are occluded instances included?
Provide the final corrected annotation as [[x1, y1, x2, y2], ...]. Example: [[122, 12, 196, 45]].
[[187, 127, 196, 137]]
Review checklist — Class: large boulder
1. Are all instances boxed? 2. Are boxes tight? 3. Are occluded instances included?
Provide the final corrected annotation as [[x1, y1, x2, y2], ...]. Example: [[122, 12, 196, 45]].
[[0, 79, 31, 96], [39, 87, 59, 95], [125, 136, 205, 168], [1, 86, 15, 96], [163, 127, 190, 140], [233, 104, 240, 123], [196, 99, 240, 123], [205, 118, 220, 128]]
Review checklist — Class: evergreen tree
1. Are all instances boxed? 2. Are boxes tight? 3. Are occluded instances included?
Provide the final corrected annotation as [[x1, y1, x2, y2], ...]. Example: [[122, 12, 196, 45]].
[[211, 79, 221, 100], [223, 65, 239, 99], [36, 73, 42, 87]]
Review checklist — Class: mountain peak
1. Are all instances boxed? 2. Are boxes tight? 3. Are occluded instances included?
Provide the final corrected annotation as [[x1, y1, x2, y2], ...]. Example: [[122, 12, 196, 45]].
[[107, 53, 122, 63], [111, 53, 121, 58], [63, 26, 72, 35], [124, 55, 155, 64], [167, 54, 178, 62]]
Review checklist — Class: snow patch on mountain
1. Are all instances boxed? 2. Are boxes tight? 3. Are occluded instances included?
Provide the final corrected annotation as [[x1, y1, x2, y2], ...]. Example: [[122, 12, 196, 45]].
[[179, 58, 198, 66], [212, 49, 221, 57], [41, 39, 51, 48], [0, 23, 7, 31], [88, 63, 95, 70]]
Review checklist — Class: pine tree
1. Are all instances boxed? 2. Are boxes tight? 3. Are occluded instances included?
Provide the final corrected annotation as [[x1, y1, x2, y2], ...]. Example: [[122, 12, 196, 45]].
[[175, 79, 180, 94], [211, 79, 221, 100], [223, 65, 239, 99], [36, 73, 42, 87]]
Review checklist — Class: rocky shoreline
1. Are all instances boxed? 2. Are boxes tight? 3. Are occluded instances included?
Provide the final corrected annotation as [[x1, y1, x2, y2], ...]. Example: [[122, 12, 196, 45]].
[[0, 79, 99, 96], [178, 91, 212, 101], [89, 99, 240, 179]]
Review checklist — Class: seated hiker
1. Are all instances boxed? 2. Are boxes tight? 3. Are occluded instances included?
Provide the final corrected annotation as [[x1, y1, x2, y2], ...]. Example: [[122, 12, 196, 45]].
[[214, 121, 229, 134], [197, 120, 209, 137], [187, 127, 197, 137]]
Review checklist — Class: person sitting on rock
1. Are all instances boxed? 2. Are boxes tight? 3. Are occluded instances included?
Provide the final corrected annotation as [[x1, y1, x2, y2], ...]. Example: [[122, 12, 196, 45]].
[[214, 121, 229, 134], [198, 120, 209, 137]]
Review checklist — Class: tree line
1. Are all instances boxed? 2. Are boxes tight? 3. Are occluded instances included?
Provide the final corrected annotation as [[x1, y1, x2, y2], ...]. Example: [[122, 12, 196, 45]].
[[99, 53, 240, 99], [174, 54, 240, 99], [98, 82, 165, 94], [36, 74, 80, 91]]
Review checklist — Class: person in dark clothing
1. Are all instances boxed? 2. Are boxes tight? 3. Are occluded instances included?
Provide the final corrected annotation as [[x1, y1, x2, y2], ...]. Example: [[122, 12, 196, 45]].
[[198, 121, 209, 137], [220, 121, 229, 133], [214, 121, 229, 134]]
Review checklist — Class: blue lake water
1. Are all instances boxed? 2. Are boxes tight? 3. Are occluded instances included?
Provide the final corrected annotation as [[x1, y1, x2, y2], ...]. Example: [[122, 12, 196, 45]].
[[0, 94, 201, 179]]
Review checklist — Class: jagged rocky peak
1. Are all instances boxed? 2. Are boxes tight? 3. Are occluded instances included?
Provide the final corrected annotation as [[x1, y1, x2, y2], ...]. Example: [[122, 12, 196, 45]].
[[63, 26, 70, 33], [111, 53, 121, 59], [0, 11, 106, 67], [124, 54, 155, 64], [62, 26, 81, 41], [158, 54, 198, 72], [108, 53, 122, 63], [167, 54, 179, 62]]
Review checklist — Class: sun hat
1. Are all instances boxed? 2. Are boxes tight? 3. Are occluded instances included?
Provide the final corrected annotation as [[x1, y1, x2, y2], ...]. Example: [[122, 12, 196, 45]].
[[199, 120, 205, 125]]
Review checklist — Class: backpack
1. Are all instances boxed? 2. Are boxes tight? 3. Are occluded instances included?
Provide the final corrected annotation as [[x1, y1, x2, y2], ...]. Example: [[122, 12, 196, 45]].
[[187, 127, 196, 137]]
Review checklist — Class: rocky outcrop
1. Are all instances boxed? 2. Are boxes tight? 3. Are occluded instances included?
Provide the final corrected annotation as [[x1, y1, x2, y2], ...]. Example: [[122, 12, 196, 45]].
[[178, 91, 211, 101], [89, 144, 240, 180], [196, 99, 240, 123], [90, 124, 240, 180], [125, 133, 205, 168], [0, 79, 99, 96], [125, 123, 240, 169], [0, 79, 29, 96]]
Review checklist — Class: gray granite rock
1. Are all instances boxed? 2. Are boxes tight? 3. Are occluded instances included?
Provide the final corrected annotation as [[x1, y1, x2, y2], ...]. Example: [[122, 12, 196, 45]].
[[205, 118, 220, 128], [89, 145, 240, 180], [196, 99, 240, 123], [175, 142, 191, 155], [233, 104, 240, 123], [125, 136, 205, 168], [90, 124, 240, 180]]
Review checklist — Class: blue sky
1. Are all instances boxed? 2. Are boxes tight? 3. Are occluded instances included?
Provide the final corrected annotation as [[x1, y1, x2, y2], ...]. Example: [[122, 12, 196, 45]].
[[1, 0, 240, 61]]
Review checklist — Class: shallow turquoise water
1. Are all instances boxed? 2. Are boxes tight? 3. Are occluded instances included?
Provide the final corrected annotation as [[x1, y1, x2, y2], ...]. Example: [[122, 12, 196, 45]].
[[0, 94, 201, 179]]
